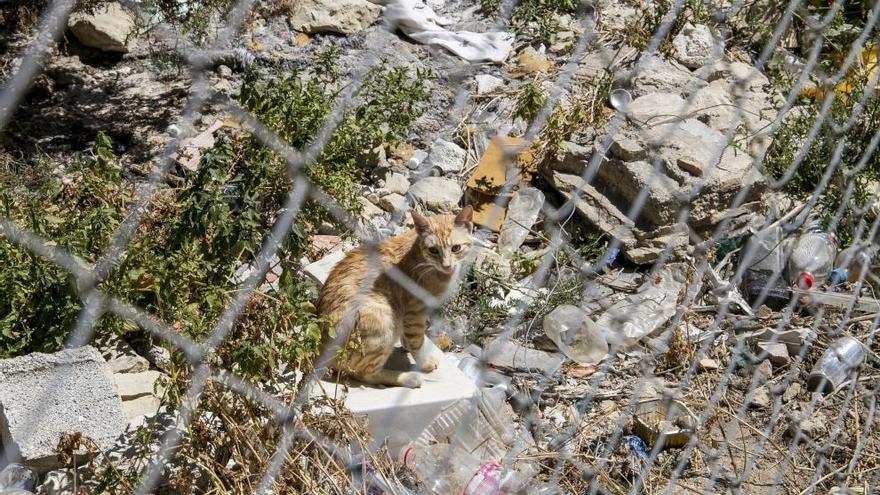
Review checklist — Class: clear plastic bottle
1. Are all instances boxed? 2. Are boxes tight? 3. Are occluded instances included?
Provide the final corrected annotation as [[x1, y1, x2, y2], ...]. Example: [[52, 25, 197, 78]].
[[542, 305, 608, 364], [402, 443, 524, 495], [834, 244, 876, 283], [786, 229, 838, 288]]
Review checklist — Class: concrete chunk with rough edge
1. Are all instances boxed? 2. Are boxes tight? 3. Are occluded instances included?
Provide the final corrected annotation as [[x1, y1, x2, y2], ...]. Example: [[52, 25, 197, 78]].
[[0, 346, 126, 472]]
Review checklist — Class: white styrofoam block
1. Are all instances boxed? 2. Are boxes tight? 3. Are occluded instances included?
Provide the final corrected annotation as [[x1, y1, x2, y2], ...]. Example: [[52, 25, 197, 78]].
[[315, 339, 478, 456], [303, 249, 347, 287]]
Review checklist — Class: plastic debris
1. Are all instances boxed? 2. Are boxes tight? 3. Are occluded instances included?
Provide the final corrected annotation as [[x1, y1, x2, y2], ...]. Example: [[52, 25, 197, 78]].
[[786, 228, 837, 287], [807, 336, 866, 394], [0, 464, 36, 493], [632, 398, 697, 449], [542, 305, 609, 364], [385, 0, 514, 63]]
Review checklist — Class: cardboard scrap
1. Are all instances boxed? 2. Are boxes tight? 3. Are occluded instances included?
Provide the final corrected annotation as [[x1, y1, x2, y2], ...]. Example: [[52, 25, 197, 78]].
[[465, 136, 535, 232], [171, 120, 225, 172]]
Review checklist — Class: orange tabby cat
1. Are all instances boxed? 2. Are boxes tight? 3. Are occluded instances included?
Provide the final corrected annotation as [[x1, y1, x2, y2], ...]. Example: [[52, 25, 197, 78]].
[[317, 207, 474, 388]]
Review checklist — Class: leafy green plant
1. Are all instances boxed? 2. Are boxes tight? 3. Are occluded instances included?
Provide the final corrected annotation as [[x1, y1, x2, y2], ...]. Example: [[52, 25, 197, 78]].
[[511, 0, 578, 46], [515, 81, 548, 122], [763, 67, 880, 246]]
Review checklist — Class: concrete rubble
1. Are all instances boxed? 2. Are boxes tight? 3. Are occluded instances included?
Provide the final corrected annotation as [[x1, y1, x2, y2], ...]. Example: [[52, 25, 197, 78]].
[[0, 347, 126, 472]]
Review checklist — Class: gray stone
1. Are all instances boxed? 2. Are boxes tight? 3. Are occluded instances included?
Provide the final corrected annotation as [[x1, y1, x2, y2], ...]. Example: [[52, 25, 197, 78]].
[[379, 193, 408, 212], [756, 341, 790, 367], [630, 55, 700, 97], [0, 347, 126, 471], [382, 172, 410, 196], [427, 139, 467, 175], [288, 0, 381, 34], [68, 2, 135, 53], [671, 23, 718, 69], [552, 141, 593, 174], [710, 61, 770, 91], [408, 177, 463, 212], [597, 0, 637, 32], [698, 358, 720, 371], [475, 74, 504, 94], [484, 338, 564, 376], [747, 327, 810, 356], [358, 196, 385, 219], [689, 79, 737, 131], [498, 187, 544, 256], [121, 395, 162, 423], [782, 382, 801, 402], [748, 386, 771, 409], [97, 335, 149, 374], [113, 371, 164, 400], [609, 135, 646, 161], [626, 92, 686, 125]]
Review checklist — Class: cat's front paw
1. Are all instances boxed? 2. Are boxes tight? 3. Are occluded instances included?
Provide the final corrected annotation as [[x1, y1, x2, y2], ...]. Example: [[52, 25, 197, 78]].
[[399, 372, 424, 388], [419, 355, 438, 373]]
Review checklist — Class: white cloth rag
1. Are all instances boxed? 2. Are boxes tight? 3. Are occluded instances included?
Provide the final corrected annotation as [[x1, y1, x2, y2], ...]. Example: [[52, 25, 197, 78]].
[[383, 0, 514, 63]]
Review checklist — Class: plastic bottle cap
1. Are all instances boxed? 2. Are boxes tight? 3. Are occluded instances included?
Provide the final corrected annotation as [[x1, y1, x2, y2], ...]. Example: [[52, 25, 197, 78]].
[[797, 272, 814, 290], [402, 447, 414, 467]]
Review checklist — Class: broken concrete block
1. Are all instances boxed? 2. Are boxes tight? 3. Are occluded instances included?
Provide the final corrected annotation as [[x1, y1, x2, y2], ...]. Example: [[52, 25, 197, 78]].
[[609, 135, 646, 161], [0, 347, 126, 471], [379, 193, 408, 212], [747, 327, 810, 356]]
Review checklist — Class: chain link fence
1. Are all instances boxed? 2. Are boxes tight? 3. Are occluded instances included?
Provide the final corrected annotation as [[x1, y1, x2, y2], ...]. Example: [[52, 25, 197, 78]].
[[1, 0, 880, 493]]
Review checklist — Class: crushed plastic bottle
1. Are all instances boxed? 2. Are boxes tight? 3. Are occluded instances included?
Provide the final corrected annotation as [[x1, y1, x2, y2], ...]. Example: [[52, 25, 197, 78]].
[[786, 229, 838, 288], [349, 454, 415, 495], [807, 336, 866, 394], [834, 244, 877, 283], [0, 464, 36, 494], [402, 443, 524, 495], [542, 305, 608, 364]]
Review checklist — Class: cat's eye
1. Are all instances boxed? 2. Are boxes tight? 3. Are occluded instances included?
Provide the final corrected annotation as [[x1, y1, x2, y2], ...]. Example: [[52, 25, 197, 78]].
[[451, 244, 462, 253], [428, 246, 440, 255]]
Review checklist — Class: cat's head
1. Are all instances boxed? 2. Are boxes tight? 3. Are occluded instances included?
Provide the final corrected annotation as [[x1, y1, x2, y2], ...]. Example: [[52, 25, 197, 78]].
[[411, 207, 474, 275]]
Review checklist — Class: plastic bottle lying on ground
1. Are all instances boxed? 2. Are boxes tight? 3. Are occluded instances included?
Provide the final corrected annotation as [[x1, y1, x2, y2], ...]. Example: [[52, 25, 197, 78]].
[[787, 228, 838, 289], [807, 336, 866, 394], [402, 442, 527, 495], [833, 243, 877, 284]]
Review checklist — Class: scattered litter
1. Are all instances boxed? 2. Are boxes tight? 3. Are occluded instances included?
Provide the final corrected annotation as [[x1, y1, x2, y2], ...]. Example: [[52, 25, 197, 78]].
[[807, 336, 866, 394], [385, 0, 514, 63], [483, 338, 564, 376], [171, 119, 225, 172], [595, 264, 690, 347], [608, 88, 633, 111], [465, 136, 535, 232], [543, 305, 609, 364], [0, 464, 36, 493], [786, 228, 837, 288], [631, 398, 697, 449]]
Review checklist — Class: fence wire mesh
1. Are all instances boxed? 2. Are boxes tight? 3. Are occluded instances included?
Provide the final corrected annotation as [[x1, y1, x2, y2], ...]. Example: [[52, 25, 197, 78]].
[[1, 0, 880, 493]]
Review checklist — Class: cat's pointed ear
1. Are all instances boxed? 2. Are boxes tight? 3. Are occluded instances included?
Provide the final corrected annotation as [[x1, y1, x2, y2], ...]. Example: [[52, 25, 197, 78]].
[[454, 205, 474, 232], [412, 211, 430, 233]]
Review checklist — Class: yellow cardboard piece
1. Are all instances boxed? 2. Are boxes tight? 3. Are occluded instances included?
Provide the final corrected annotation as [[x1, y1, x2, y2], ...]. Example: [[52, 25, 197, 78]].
[[466, 136, 535, 231]]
